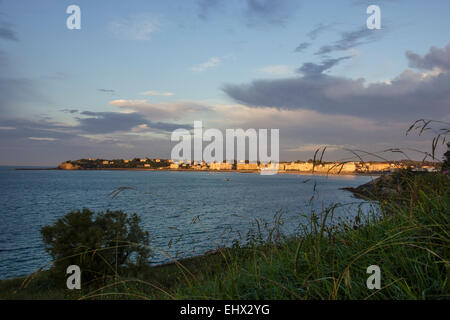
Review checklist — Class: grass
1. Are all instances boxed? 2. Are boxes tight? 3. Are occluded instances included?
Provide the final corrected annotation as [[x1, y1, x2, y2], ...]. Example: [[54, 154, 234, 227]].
[[170, 172, 449, 300], [0, 171, 449, 300]]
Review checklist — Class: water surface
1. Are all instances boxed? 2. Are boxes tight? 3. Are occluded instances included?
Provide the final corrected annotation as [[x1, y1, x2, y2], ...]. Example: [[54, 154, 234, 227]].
[[0, 167, 375, 279]]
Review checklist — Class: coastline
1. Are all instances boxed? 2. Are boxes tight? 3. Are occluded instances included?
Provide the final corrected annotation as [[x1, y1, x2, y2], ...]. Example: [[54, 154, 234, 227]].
[[1, 170, 446, 299], [14, 167, 381, 177]]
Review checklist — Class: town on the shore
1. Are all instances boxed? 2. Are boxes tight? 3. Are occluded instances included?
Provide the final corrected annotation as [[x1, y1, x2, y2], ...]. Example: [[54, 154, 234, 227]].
[[58, 157, 439, 174]]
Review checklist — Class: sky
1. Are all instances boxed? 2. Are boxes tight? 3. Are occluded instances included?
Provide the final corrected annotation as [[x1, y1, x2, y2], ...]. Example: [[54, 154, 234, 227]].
[[0, 0, 449, 165]]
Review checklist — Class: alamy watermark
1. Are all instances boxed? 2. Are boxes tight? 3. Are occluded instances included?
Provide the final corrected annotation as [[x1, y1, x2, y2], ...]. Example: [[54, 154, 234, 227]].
[[66, 264, 81, 289], [65, 5, 379, 31], [66, 5, 81, 30], [366, 265, 381, 290], [367, 5, 381, 30], [170, 121, 280, 175]]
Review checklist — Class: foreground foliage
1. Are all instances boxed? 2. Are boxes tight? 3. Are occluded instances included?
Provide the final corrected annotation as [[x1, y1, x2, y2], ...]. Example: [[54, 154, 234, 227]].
[[1, 172, 448, 300], [40, 209, 151, 285]]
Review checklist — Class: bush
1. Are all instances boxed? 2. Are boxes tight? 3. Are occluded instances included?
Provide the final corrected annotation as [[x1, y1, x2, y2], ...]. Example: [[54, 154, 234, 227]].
[[41, 208, 151, 286]]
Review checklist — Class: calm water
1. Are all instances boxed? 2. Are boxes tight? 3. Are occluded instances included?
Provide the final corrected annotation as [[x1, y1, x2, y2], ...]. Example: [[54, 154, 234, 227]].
[[0, 166, 376, 279]]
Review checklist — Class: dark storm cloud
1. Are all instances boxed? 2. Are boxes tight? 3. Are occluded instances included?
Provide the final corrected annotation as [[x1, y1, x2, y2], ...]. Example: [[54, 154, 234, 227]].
[[77, 111, 192, 134], [294, 42, 311, 53], [223, 44, 450, 121], [406, 44, 450, 71], [296, 56, 352, 76], [315, 27, 380, 55]]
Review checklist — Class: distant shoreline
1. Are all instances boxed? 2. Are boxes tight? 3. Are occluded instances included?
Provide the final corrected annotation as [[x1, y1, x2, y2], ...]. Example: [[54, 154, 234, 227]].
[[14, 167, 57, 170], [14, 167, 380, 176]]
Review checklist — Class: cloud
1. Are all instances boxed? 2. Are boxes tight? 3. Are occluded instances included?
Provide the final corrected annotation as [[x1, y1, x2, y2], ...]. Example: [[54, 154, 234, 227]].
[[0, 11, 18, 42], [76, 111, 192, 134], [0, 126, 15, 130], [197, 0, 223, 20], [244, 0, 299, 27], [109, 14, 160, 40], [98, 89, 115, 93], [0, 117, 175, 165], [141, 90, 174, 96], [149, 121, 194, 132], [210, 103, 442, 161], [315, 27, 380, 55], [1, 103, 437, 165], [109, 99, 211, 121], [257, 65, 295, 76], [406, 44, 450, 71], [294, 42, 311, 53], [296, 56, 352, 77], [0, 118, 76, 141], [0, 21, 17, 41], [61, 109, 79, 114], [28, 137, 58, 141], [196, 0, 299, 27], [307, 23, 333, 40], [223, 43, 450, 121], [191, 57, 221, 72]]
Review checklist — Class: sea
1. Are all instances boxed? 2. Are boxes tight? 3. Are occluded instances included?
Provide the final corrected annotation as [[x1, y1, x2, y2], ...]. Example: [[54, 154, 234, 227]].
[[0, 166, 377, 279]]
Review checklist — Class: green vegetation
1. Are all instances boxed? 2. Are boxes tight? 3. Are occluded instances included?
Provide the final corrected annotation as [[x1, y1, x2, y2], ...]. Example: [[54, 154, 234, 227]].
[[40, 209, 151, 286], [344, 170, 448, 202], [0, 170, 448, 300], [62, 158, 171, 169]]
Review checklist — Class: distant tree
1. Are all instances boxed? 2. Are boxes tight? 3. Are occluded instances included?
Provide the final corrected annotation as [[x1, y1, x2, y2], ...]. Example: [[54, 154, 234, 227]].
[[41, 208, 151, 285]]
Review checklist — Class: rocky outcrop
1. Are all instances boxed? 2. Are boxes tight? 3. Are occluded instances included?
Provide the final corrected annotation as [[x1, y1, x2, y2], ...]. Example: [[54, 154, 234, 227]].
[[342, 174, 404, 200], [58, 162, 80, 170]]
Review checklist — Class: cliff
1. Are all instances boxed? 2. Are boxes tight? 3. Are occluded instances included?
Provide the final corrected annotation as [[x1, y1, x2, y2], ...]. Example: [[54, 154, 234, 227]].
[[58, 162, 81, 170]]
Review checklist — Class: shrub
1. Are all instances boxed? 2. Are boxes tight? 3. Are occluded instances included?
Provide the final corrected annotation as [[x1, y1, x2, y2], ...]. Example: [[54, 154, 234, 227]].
[[41, 208, 151, 285]]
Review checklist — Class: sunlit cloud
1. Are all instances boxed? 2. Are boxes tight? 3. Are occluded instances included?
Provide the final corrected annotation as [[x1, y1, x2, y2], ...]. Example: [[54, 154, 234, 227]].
[[141, 90, 174, 96], [28, 137, 58, 141], [109, 99, 211, 121]]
